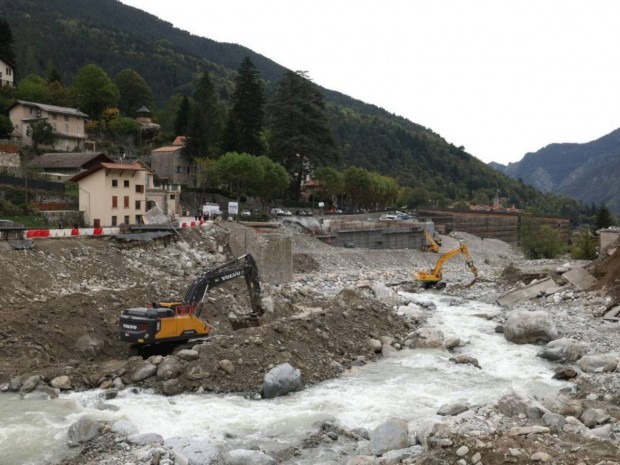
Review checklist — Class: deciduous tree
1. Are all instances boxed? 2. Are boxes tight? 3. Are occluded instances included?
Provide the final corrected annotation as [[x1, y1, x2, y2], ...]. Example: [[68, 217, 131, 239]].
[[70, 64, 119, 119], [15, 74, 49, 102], [114, 68, 153, 117]]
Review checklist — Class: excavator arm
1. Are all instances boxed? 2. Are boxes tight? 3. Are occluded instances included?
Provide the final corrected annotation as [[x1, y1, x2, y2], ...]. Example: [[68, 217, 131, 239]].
[[422, 230, 441, 253], [182, 254, 263, 321]]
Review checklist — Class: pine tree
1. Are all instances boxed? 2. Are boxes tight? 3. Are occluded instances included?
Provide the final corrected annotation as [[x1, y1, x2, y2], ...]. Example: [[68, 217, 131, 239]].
[[0, 18, 16, 67], [223, 57, 265, 155], [594, 204, 613, 231], [174, 95, 191, 136], [268, 71, 338, 200], [185, 71, 224, 159]]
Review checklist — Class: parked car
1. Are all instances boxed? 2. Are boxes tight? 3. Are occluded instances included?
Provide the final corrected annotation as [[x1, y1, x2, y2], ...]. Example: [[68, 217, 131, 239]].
[[241, 210, 251, 217], [379, 214, 398, 221], [282, 209, 293, 217], [270, 208, 285, 216]]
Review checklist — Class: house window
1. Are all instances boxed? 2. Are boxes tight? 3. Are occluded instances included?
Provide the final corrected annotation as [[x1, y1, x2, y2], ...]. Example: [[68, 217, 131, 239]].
[[65, 123, 69, 133], [6, 68, 11, 76], [124, 196, 129, 208], [111, 216, 117, 226], [124, 180, 129, 188], [135, 200, 141, 210], [135, 185, 144, 193], [112, 196, 118, 208], [136, 215, 142, 224], [112, 179, 118, 187], [52, 113, 57, 120], [170, 194, 176, 200], [124, 215, 130, 224]]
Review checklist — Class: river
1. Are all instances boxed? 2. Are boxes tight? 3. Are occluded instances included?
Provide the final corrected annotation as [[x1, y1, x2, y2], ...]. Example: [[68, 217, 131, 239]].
[[0, 292, 566, 465]]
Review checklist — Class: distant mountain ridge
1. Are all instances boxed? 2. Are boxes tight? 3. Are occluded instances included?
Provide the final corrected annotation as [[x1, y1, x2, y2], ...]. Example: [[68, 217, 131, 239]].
[[0, 0, 587, 217], [491, 128, 620, 213]]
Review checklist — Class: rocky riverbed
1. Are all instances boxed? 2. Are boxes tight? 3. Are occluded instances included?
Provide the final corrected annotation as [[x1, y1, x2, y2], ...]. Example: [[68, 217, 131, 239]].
[[1, 223, 619, 464]]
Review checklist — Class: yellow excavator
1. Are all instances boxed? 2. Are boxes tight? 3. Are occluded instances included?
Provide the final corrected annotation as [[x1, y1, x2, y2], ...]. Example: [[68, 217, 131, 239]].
[[118, 254, 263, 347], [415, 241, 478, 289], [422, 230, 442, 253]]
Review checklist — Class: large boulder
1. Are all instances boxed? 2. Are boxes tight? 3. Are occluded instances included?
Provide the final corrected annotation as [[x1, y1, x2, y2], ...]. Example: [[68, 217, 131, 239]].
[[503, 310, 558, 344], [224, 449, 277, 465], [262, 363, 303, 399], [130, 362, 158, 382], [157, 355, 184, 380], [165, 437, 222, 465], [406, 328, 444, 349], [578, 354, 618, 373], [498, 389, 549, 419], [67, 415, 103, 446], [369, 418, 409, 456], [537, 337, 586, 362]]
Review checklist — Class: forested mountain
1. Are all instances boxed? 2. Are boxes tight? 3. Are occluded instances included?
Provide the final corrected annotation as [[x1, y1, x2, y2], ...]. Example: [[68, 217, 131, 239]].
[[492, 128, 620, 214], [0, 0, 587, 217]]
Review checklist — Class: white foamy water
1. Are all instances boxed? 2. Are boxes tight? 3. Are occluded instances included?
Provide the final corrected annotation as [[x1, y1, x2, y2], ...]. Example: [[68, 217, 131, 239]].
[[0, 293, 566, 464]]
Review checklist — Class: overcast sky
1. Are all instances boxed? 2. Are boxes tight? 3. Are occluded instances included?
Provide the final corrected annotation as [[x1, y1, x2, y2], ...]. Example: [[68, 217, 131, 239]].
[[119, 0, 620, 165]]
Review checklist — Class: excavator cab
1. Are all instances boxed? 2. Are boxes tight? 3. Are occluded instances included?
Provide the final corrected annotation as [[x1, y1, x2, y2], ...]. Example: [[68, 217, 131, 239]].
[[415, 242, 478, 289], [119, 254, 263, 346]]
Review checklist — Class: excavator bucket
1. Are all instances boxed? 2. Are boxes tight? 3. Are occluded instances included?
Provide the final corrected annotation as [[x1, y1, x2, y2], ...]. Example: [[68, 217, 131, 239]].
[[229, 315, 261, 331]]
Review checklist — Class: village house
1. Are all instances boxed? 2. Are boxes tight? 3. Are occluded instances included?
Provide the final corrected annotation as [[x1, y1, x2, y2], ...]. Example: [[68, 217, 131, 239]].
[[0, 55, 14, 87], [8, 100, 89, 151], [132, 160, 181, 217], [150, 137, 193, 185], [69, 162, 147, 228], [29, 152, 113, 182]]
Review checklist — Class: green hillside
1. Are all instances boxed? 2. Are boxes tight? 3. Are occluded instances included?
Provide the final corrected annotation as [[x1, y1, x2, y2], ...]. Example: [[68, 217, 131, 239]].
[[0, 0, 587, 218]]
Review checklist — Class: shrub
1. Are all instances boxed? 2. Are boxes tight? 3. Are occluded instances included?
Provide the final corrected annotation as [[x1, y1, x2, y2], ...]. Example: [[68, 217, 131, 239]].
[[521, 224, 565, 259], [571, 231, 597, 260]]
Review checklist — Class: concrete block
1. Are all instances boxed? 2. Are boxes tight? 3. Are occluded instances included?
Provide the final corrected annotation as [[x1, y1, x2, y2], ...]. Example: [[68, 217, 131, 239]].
[[562, 268, 598, 291], [497, 278, 556, 306], [603, 306, 620, 321]]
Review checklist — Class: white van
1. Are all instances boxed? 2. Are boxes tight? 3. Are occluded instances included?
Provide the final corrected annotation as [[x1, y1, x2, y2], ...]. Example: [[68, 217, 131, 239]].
[[203, 203, 222, 216]]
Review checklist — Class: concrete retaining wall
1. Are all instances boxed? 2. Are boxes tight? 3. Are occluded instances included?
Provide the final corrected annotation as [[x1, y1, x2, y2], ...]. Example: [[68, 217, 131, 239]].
[[227, 224, 292, 285]]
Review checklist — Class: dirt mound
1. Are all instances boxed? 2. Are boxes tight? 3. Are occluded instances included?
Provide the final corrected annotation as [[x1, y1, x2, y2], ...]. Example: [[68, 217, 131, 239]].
[[588, 246, 620, 302]]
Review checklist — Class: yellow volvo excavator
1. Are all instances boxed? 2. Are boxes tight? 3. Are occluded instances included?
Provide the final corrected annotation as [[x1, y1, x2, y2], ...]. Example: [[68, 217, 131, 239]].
[[415, 242, 478, 289], [118, 254, 263, 346]]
